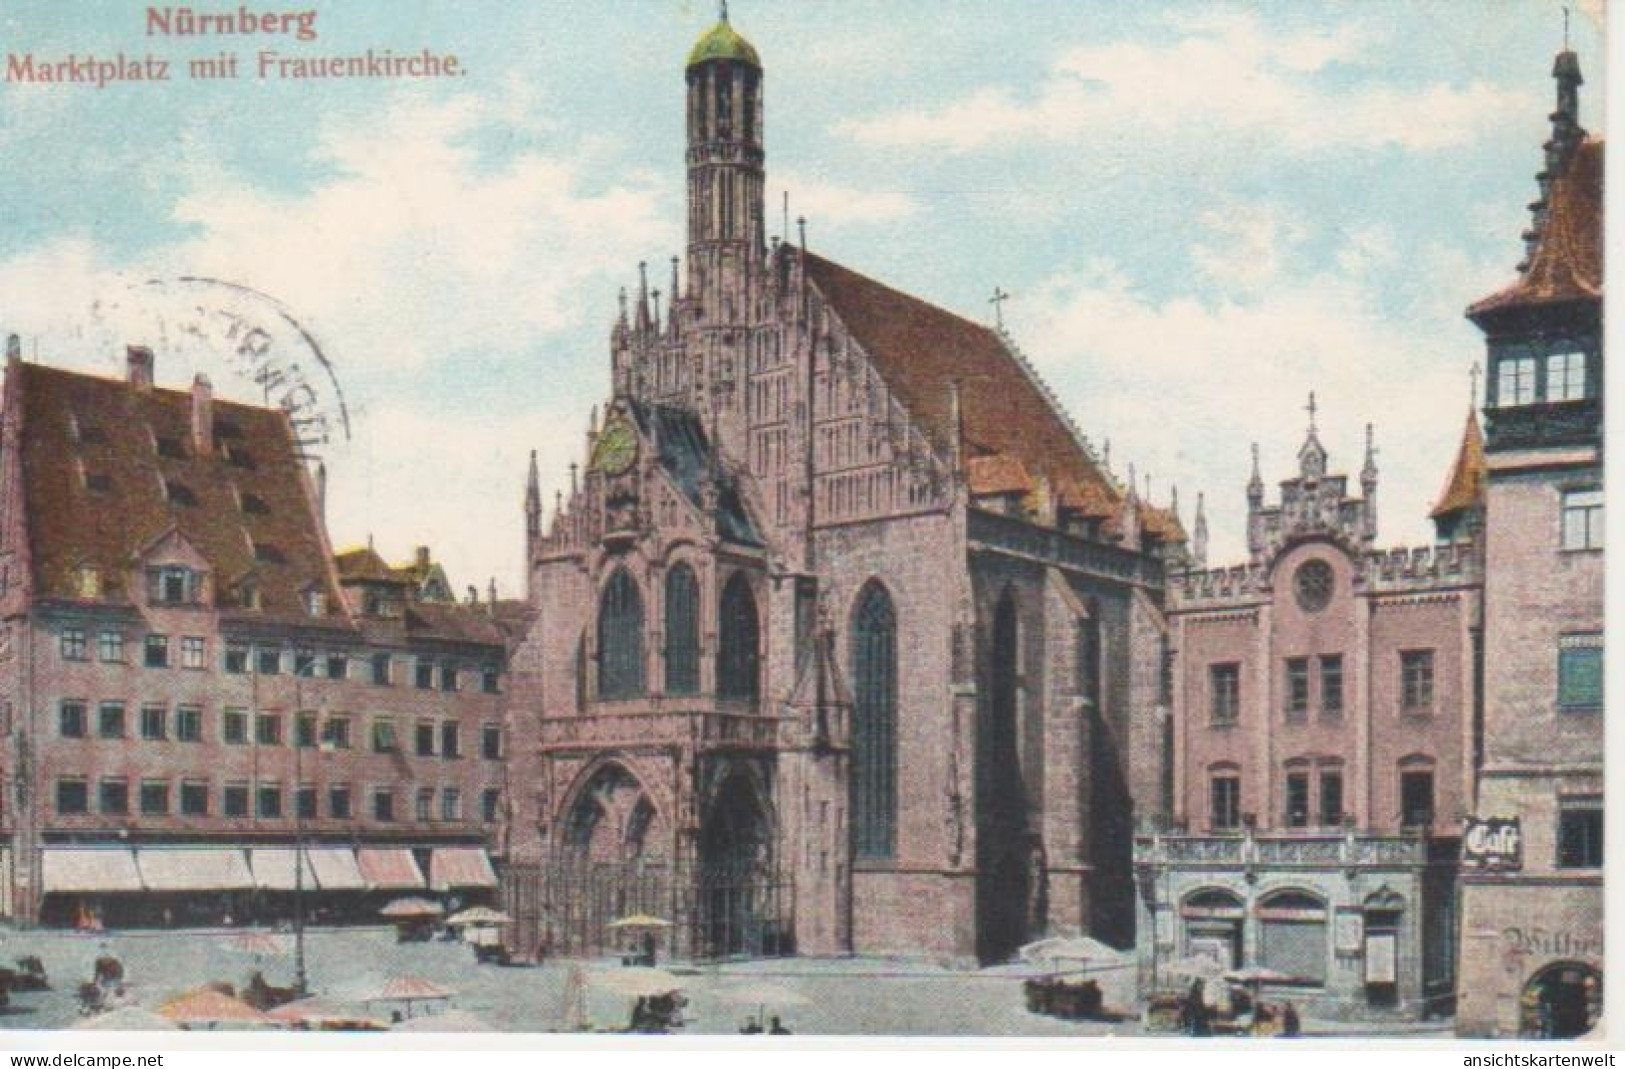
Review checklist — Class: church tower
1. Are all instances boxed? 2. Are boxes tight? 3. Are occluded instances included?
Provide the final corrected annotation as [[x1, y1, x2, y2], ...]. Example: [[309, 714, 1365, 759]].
[[683, 4, 766, 325]]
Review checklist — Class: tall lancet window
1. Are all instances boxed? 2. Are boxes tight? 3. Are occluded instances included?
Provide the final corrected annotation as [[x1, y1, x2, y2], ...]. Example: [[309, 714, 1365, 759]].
[[665, 564, 700, 696], [717, 572, 760, 704], [851, 581, 898, 858], [598, 568, 645, 700], [716, 70, 733, 138]]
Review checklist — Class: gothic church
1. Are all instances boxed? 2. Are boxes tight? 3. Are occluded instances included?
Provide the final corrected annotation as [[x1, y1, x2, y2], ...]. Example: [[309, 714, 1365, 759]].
[[505, 10, 1185, 963]]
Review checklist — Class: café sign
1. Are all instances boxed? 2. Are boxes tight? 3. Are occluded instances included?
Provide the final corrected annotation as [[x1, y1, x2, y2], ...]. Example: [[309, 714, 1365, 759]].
[[1462, 816, 1522, 870]]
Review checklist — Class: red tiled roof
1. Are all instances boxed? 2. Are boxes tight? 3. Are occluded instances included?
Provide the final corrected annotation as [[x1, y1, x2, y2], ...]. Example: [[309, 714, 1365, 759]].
[[1140, 502, 1187, 543], [800, 251, 1120, 511], [1469, 138, 1604, 319], [1430, 408, 1486, 519], [403, 601, 507, 646], [13, 360, 344, 616], [335, 546, 399, 584], [966, 453, 1034, 496]]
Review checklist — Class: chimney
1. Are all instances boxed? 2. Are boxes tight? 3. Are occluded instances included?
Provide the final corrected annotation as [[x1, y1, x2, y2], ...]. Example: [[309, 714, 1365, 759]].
[[415, 545, 430, 570], [5, 335, 19, 365], [126, 345, 155, 391], [190, 373, 214, 454]]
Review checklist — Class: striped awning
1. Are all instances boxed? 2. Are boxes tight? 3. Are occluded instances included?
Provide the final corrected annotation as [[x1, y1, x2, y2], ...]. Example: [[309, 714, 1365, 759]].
[[248, 849, 320, 891], [136, 848, 253, 892], [429, 848, 497, 890], [356, 848, 424, 890], [42, 848, 142, 893], [306, 847, 367, 891]]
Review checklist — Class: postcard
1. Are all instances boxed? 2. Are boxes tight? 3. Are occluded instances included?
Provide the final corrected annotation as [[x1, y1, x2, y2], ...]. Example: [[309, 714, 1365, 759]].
[[0, 0, 1605, 1046]]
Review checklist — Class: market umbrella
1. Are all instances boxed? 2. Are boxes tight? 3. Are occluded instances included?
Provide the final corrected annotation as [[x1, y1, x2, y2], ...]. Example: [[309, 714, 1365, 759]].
[[379, 897, 444, 919], [589, 967, 684, 999], [1164, 955, 1226, 981], [374, 975, 454, 1001], [445, 907, 512, 927], [222, 931, 288, 957], [1224, 966, 1294, 984], [266, 997, 389, 1031], [158, 988, 273, 1028], [72, 1006, 179, 1031], [1019, 936, 1121, 966], [392, 1009, 492, 1032], [605, 913, 673, 930]]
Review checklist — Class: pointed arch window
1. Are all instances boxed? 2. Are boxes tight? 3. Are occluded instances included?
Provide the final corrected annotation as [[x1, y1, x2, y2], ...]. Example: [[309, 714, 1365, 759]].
[[598, 568, 645, 700], [717, 572, 760, 704], [665, 564, 700, 696], [851, 581, 898, 859]]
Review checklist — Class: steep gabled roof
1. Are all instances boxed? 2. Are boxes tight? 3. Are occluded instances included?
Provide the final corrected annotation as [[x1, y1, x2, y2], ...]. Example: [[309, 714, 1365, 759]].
[[1469, 138, 1604, 319], [335, 546, 399, 584], [1430, 408, 1486, 519], [800, 251, 1120, 513], [629, 399, 761, 546], [14, 360, 344, 618]]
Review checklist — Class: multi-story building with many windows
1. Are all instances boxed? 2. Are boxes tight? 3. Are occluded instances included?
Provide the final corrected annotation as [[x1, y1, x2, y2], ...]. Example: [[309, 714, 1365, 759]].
[[0, 344, 513, 926], [1134, 408, 1482, 1021], [1455, 48, 1603, 1041]]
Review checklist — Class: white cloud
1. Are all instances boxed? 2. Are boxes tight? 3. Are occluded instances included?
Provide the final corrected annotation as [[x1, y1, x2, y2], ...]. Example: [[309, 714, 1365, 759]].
[[1190, 203, 1309, 295], [1014, 216, 1489, 563], [837, 11, 1525, 155], [775, 170, 917, 230]]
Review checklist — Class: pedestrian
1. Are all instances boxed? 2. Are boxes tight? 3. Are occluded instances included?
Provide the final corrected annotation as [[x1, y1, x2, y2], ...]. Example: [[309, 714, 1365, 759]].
[[740, 1015, 763, 1034], [770, 1016, 791, 1035], [1282, 1001, 1300, 1037], [642, 930, 657, 967]]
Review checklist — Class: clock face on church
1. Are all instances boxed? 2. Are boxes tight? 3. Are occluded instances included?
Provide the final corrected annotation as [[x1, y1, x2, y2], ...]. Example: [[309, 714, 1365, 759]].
[[593, 418, 639, 476]]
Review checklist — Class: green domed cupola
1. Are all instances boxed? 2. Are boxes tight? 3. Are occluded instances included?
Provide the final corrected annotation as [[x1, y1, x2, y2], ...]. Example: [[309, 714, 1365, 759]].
[[687, 5, 760, 69]]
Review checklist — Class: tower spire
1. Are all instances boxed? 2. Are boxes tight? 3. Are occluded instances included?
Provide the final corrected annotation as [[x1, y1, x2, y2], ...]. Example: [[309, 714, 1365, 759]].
[[525, 450, 541, 539], [635, 261, 651, 332], [1192, 491, 1209, 567]]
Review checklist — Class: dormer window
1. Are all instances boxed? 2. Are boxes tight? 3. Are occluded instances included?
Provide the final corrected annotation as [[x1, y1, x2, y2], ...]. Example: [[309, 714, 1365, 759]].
[[1546, 350, 1588, 402], [240, 492, 270, 515], [76, 564, 101, 598], [165, 481, 198, 507], [1495, 354, 1537, 407], [304, 589, 326, 617], [240, 583, 263, 610], [253, 542, 286, 564], [147, 565, 200, 606], [226, 444, 256, 470]]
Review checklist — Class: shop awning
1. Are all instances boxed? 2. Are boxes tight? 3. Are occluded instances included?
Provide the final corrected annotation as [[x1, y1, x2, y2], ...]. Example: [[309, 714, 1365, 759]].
[[429, 847, 497, 890], [42, 848, 142, 893], [356, 848, 424, 890], [136, 848, 253, 892], [306, 847, 367, 891], [248, 849, 320, 892]]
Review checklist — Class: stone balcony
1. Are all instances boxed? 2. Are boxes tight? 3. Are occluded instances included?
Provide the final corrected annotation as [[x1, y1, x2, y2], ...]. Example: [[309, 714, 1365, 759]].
[[1133, 826, 1430, 871], [537, 702, 782, 756]]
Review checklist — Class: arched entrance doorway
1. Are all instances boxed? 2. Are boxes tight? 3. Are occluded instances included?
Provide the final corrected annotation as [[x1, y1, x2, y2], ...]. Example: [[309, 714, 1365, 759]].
[[1521, 961, 1602, 1039], [977, 587, 1034, 964], [696, 772, 786, 959], [553, 762, 669, 957]]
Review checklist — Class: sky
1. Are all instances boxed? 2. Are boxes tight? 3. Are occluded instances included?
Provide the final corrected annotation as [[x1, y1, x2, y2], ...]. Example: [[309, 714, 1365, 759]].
[[0, 0, 1608, 594]]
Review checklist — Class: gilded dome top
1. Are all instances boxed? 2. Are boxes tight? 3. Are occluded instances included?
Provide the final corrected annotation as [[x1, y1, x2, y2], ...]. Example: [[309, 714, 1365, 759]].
[[686, 17, 760, 69]]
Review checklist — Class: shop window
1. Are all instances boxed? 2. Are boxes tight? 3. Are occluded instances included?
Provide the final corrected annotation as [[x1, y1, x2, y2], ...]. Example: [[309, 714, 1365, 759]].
[[224, 784, 249, 818], [257, 783, 282, 818], [329, 785, 352, 820], [1257, 890, 1328, 985], [99, 778, 129, 815], [140, 780, 168, 816]]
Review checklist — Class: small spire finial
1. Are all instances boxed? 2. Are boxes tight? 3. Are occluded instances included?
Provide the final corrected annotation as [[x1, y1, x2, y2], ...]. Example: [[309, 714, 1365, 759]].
[[1563, 4, 1570, 49], [797, 215, 807, 251], [989, 287, 1011, 331], [720, 0, 730, 23], [1305, 390, 1318, 433]]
